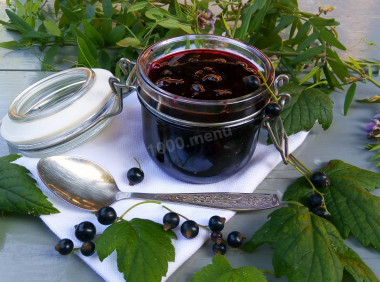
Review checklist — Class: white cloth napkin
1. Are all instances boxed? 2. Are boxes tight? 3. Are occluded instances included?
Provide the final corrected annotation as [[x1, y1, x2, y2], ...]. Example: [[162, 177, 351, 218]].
[[16, 93, 308, 282]]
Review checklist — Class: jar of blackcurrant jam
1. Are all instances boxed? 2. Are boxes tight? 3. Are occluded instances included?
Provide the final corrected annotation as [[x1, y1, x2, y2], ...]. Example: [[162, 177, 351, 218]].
[[112, 34, 288, 184]]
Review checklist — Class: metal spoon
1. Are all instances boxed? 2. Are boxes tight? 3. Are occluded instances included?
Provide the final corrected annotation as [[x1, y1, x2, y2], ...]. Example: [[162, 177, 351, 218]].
[[37, 156, 280, 211]]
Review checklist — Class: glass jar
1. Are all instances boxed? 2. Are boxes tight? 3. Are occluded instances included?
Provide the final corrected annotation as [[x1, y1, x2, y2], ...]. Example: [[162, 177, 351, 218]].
[[1, 68, 122, 157], [116, 35, 287, 184]]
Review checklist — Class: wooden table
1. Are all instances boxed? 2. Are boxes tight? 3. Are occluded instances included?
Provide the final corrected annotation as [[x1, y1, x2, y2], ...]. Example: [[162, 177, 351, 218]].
[[0, 1, 379, 281]]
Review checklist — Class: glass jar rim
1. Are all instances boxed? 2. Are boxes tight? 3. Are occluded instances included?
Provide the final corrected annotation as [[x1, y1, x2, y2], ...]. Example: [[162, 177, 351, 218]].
[[8, 68, 94, 122], [136, 34, 275, 106]]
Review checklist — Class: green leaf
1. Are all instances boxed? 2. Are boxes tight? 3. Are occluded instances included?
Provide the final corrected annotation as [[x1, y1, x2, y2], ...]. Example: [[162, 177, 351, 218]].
[[43, 19, 61, 36], [85, 5, 96, 20], [158, 19, 192, 34], [326, 48, 350, 82], [96, 219, 176, 282], [174, 0, 183, 18], [322, 160, 380, 249], [0, 154, 59, 216], [299, 66, 320, 84], [77, 37, 98, 68], [343, 83, 357, 115], [292, 45, 325, 63], [70, 25, 97, 59], [255, 32, 282, 50], [357, 95, 380, 103], [128, 1, 148, 13], [292, 21, 311, 46], [246, 205, 378, 282], [284, 160, 380, 250], [274, 15, 294, 33], [245, 206, 344, 281], [322, 64, 344, 90], [296, 31, 320, 52], [280, 83, 334, 134], [42, 44, 59, 71], [348, 55, 364, 72], [145, 8, 164, 20], [320, 28, 346, 50], [190, 255, 267, 282], [309, 17, 340, 27], [117, 37, 140, 48], [15, 1, 26, 17], [105, 25, 126, 45], [102, 0, 113, 18], [337, 244, 379, 282], [60, 5, 80, 22], [248, 1, 270, 33], [282, 176, 312, 206], [98, 50, 111, 70], [235, 4, 256, 39], [83, 20, 104, 48], [22, 30, 51, 39], [5, 9, 33, 33], [0, 40, 28, 50]]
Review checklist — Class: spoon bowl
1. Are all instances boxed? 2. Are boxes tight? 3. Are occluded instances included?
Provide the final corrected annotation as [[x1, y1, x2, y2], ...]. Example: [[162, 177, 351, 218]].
[[37, 156, 280, 211]]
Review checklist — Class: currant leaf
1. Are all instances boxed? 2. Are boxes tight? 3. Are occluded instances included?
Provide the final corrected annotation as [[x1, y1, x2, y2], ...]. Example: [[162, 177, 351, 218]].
[[96, 218, 176, 282], [245, 205, 377, 282], [321, 160, 380, 249], [190, 255, 267, 282], [283, 160, 380, 250], [0, 154, 59, 216], [279, 83, 334, 135]]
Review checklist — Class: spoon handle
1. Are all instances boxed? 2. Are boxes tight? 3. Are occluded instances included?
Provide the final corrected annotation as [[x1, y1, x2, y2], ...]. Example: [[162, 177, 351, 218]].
[[124, 192, 279, 211]]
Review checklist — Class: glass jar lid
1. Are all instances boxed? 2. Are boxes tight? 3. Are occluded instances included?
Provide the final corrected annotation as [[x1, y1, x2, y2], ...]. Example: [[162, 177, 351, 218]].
[[1, 68, 120, 157]]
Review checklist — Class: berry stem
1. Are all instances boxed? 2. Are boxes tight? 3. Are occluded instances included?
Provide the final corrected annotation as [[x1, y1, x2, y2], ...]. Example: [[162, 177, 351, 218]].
[[289, 154, 313, 174], [120, 200, 161, 219], [259, 77, 330, 215], [133, 157, 143, 172], [162, 205, 210, 232], [286, 158, 330, 214], [257, 70, 279, 103]]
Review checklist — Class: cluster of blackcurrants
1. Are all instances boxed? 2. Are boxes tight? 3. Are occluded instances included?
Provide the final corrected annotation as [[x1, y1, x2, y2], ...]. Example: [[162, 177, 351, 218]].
[[208, 216, 245, 255], [55, 206, 117, 256], [309, 171, 331, 219], [162, 212, 245, 255]]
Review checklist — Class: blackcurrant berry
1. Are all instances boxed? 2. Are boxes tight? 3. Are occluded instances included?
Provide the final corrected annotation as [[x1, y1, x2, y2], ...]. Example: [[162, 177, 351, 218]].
[[97, 206, 117, 225], [309, 194, 323, 208], [265, 103, 282, 118], [310, 172, 330, 189], [75, 221, 96, 242], [227, 231, 245, 248], [208, 215, 225, 232], [81, 241, 96, 257], [313, 206, 330, 219], [163, 212, 180, 231], [181, 220, 199, 239], [243, 75, 261, 92], [55, 238, 74, 255], [210, 231, 223, 245], [212, 242, 227, 255], [127, 167, 144, 185]]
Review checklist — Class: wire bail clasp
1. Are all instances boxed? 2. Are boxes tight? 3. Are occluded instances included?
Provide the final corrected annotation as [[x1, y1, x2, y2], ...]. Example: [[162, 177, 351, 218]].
[[108, 58, 138, 117], [263, 75, 291, 164]]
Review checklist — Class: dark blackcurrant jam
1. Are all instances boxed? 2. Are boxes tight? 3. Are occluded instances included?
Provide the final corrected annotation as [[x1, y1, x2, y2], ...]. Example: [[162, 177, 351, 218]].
[[148, 50, 262, 100], [134, 35, 276, 184]]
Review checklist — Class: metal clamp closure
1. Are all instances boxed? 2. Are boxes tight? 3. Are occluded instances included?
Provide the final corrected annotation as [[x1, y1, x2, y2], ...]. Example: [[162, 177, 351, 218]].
[[108, 58, 138, 118], [109, 58, 137, 98], [262, 74, 291, 164]]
